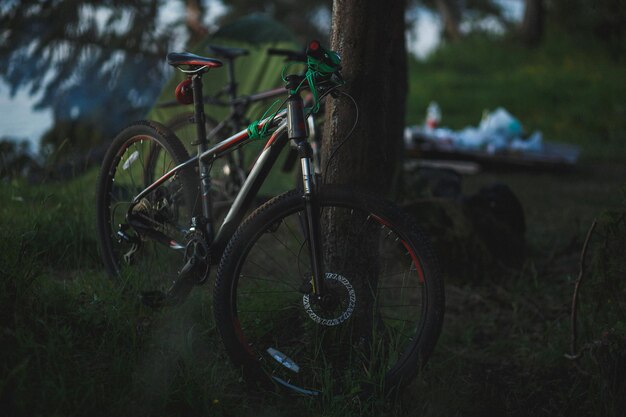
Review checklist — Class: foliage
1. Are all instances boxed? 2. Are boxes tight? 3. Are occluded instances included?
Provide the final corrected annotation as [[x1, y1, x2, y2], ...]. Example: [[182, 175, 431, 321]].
[[39, 119, 107, 165], [0, 0, 177, 155], [414, 0, 505, 20], [217, 0, 333, 43], [547, 0, 626, 59], [0, 139, 40, 180], [407, 0, 508, 36]]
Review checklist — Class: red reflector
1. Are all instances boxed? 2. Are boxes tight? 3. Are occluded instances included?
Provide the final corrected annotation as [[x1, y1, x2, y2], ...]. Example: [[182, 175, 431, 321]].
[[175, 79, 193, 105]]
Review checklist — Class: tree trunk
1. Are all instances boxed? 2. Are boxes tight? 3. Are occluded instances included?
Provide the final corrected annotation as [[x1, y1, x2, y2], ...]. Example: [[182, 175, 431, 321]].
[[186, 0, 208, 46], [320, 0, 407, 325], [322, 0, 407, 196], [436, 0, 461, 41], [520, 0, 544, 46]]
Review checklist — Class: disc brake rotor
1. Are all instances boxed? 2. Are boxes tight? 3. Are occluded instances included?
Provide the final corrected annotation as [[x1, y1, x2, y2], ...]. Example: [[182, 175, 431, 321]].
[[302, 272, 356, 326]]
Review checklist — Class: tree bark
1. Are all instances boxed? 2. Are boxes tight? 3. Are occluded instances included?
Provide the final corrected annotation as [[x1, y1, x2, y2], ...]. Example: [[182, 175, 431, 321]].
[[186, 0, 208, 46], [319, 2, 408, 347], [520, 0, 544, 46], [322, 0, 407, 196], [436, 0, 461, 41]]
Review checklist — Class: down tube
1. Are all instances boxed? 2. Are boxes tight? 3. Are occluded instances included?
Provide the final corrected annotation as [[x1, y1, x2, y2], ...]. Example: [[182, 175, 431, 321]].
[[210, 125, 291, 258]]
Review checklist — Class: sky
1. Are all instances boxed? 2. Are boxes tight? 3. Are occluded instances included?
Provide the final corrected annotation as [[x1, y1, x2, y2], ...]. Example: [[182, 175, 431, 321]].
[[0, 1, 523, 152], [0, 83, 52, 151]]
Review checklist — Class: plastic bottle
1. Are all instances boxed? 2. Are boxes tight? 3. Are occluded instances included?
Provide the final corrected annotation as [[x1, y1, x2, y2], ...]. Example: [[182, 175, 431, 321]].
[[426, 102, 441, 129]]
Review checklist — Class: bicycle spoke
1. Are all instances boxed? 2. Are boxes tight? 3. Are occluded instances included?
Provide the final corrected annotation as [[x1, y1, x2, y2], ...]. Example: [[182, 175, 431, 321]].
[[98, 125, 197, 294], [216, 191, 440, 396], [239, 274, 301, 292]]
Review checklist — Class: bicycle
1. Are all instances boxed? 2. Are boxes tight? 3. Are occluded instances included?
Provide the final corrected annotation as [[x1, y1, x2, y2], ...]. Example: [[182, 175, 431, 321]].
[[155, 45, 321, 214], [96, 40, 444, 395]]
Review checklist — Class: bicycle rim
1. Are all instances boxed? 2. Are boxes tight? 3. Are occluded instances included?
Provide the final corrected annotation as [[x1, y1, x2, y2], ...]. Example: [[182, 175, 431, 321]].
[[99, 133, 195, 291], [220, 191, 436, 395]]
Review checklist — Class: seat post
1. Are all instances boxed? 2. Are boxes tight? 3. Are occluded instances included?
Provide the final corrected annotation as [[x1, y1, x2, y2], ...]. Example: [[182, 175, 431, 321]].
[[191, 73, 214, 230], [192, 74, 208, 149]]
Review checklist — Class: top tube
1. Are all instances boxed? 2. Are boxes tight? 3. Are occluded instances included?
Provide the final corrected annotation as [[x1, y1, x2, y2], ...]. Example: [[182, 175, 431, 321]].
[[131, 107, 289, 204], [200, 108, 289, 160]]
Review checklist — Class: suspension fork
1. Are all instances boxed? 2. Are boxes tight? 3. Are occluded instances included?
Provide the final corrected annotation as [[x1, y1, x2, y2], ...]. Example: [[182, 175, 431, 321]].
[[285, 74, 326, 298], [296, 140, 326, 298]]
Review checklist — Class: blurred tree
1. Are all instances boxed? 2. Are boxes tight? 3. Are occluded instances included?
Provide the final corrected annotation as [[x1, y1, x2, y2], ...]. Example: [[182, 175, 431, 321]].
[[186, 0, 209, 45], [0, 0, 178, 158], [321, 0, 407, 312], [322, 0, 407, 194], [409, 0, 505, 42], [520, 0, 544, 46], [0, 138, 40, 180], [548, 0, 626, 59], [435, 0, 461, 40]]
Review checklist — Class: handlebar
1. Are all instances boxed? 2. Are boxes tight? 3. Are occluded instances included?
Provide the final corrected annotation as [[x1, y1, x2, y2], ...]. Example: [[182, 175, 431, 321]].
[[267, 48, 307, 63], [303, 40, 343, 92], [306, 40, 324, 60], [306, 40, 341, 73]]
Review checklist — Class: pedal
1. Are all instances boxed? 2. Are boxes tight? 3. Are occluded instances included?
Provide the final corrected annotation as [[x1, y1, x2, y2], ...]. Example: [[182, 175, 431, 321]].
[[122, 242, 140, 265]]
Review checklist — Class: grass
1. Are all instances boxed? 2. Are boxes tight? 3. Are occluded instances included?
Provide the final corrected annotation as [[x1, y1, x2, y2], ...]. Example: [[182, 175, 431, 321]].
[[399, 158, 626, 417], [2, 34, 626, 416], [407, 32, 626, 161]]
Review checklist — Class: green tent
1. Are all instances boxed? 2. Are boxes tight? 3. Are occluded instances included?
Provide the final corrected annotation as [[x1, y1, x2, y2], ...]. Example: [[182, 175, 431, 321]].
[[147, 14, 307, 194]]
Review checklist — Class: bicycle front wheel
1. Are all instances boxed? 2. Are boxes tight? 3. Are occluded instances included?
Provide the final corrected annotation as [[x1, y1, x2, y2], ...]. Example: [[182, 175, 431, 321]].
[[96, 121, 199, 291], [214, 186, 444, 395]]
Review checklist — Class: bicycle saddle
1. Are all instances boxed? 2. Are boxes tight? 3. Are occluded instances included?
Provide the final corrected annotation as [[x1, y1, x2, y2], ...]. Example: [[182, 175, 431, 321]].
[[167, 52, 223, 69], [206, 45, 249, 60]]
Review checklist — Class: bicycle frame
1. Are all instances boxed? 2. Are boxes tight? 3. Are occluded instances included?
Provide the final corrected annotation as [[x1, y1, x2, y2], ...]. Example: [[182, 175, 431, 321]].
[[203, 87, 319, 175], [133, 106, 291, 260], [131, 71, 328, 297], [158, 56, 319, 176]]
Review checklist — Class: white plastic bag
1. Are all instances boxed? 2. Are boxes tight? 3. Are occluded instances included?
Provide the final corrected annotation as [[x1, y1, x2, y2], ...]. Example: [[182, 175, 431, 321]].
[[479, 108, 523, 139]]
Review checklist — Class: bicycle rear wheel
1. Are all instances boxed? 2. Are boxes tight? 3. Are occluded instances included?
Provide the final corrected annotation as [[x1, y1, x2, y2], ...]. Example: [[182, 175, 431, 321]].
[[166, 112, 245, 216], [214, 186, 444, 395], [96, 121, 199, 291]]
